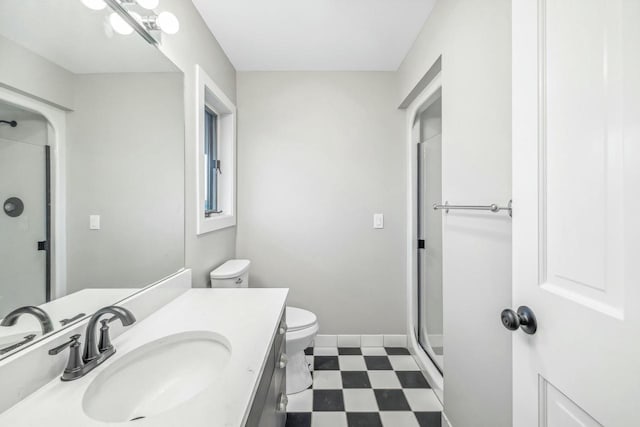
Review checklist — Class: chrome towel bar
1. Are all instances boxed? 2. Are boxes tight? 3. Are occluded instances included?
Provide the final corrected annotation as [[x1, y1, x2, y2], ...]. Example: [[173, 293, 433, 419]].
[[433, 200, 512, 217]]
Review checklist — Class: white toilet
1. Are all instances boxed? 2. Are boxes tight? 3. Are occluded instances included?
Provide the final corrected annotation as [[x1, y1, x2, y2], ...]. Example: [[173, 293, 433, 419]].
[[210, 259, 319, 394]]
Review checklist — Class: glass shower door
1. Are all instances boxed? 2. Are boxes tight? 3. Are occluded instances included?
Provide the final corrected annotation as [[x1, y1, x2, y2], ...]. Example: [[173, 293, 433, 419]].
[[417, 98, 443, 371], [0, 138, 48, 317]]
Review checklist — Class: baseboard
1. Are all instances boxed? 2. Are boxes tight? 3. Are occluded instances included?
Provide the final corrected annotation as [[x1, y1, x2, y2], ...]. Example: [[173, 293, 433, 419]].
[[313, 334, 408, 348]]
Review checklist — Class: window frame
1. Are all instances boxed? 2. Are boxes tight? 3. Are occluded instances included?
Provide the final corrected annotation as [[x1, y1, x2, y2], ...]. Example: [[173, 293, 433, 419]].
[[195, 64, 236, 234]]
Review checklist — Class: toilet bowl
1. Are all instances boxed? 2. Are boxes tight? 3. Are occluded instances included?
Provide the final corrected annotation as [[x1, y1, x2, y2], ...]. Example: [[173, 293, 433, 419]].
[[210, 259, 318, 394], [285, 306, 318, 393]]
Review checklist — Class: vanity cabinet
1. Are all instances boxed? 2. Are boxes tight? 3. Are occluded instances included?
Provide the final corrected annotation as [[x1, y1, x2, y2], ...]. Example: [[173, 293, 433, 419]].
[[245, 310, 287, 427]]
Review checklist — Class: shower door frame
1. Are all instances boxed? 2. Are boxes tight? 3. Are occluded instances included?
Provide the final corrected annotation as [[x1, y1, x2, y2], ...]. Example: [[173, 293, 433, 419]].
[[0, 86, 68, 300], [44, 145, 52, 301], [405, 71, 444, 402]]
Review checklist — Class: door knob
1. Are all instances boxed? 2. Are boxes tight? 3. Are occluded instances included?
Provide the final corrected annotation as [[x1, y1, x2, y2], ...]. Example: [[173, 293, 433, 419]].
[[501, 306, 537, 335]]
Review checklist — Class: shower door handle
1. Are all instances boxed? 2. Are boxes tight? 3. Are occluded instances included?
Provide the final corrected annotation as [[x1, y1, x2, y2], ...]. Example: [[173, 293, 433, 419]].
[[418, 239, 425, 249], [500, 306, 537, 335]]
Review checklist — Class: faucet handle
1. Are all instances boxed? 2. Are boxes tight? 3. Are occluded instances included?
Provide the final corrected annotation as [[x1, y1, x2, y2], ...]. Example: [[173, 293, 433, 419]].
[[48, 334, 81, 355], [98, 319, 114, 354], [49, 334, 85, 381]]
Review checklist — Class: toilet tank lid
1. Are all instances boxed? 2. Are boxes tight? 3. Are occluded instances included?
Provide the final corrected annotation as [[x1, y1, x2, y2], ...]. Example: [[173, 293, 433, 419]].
[[287, 306, 317, 331], [210, 259, 251, 279]]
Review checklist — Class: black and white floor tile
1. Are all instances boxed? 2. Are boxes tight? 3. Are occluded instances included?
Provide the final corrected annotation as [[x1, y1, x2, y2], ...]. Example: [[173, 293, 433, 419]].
[[285, 346, 442, 427]]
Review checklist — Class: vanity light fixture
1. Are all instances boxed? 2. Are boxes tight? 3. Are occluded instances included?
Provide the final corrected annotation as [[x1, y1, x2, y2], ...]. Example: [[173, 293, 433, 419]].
[[143, 11, 180, 35], [82, 0, 180, 44], [81, 0, 107, 10], [109, 11, 140, 35], [135, 0, 159, 10]]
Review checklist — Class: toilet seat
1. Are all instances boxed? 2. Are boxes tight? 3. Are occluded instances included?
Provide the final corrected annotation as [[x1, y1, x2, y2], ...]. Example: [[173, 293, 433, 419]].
[[286, 306, 317, 332]]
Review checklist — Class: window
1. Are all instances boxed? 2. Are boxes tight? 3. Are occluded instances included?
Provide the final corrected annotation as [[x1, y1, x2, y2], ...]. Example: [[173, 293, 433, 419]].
[[204, 107, 220, 216], [195, 64, 236, 234]]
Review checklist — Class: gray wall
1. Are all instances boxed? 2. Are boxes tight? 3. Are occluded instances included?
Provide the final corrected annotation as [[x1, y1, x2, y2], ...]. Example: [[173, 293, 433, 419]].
[[0, 35, 74, 110], [66, 73, 184, 292], [0, 105, 48, 146], [236, 72, 405, 334], [159, 0, 238, 287], [397, 1, 513, 427]]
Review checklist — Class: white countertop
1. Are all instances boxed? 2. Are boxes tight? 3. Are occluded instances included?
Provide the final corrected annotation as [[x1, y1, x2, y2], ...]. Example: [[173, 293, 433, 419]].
[[1, 288, 137, 340], [0, 288, 288, 427]]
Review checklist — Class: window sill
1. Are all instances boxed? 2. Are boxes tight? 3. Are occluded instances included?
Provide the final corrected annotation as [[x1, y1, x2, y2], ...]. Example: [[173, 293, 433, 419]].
[[197, 213, 235, 235]]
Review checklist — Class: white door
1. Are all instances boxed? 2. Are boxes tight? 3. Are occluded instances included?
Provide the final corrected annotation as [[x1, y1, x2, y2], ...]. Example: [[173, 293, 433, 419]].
[[512, 1, 640, 426]]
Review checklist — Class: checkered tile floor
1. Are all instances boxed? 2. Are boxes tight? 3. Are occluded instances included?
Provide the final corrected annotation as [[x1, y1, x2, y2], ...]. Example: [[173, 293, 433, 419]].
[[285, 346, 442, 427]]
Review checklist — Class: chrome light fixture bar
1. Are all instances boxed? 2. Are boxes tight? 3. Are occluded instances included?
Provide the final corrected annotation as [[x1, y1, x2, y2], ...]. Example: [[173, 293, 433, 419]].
[[103, 0, 157, 45]]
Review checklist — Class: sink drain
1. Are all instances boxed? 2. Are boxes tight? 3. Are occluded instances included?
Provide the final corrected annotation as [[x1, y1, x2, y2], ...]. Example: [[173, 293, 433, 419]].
[[130, 416, 146, 421]]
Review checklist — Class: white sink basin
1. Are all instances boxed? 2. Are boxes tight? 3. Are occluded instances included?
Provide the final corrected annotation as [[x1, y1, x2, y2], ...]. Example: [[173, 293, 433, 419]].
[[82, 331, 231, 423]]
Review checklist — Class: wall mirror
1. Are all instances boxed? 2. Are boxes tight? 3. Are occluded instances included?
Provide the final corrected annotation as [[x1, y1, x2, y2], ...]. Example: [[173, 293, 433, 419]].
[[0, 0, 185, 359]]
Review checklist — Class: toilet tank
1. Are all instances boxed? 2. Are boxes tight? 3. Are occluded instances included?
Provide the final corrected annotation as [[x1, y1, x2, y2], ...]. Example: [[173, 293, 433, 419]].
[[210, 259, 250, 288]]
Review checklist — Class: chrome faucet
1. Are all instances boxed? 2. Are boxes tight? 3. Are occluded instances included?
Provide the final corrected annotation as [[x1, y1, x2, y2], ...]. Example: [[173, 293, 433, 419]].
[[48, 305, 136, 381], [83, 306, 136, 363], [1, 306, 54, 335]]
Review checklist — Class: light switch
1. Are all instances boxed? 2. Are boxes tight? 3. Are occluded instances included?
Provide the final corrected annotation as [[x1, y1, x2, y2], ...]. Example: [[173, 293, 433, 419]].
[[89, 215, 101, 230], [373, 213, 384, 229]]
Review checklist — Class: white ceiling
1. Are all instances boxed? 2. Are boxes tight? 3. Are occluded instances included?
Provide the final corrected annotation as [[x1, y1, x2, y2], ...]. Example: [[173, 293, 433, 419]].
[[0, 0, 177, 74], [191, 0, 437, 71]]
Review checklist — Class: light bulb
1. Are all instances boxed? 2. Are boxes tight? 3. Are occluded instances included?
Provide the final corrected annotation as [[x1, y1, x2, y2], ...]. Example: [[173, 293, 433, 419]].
[[81, 0, 106, 10], [157, 11, 179, 34], [109, 12, 141, 35], [136, 0, 159, 9]]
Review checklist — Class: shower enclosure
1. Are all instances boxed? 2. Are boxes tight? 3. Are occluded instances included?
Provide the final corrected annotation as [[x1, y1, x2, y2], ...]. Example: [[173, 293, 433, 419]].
[[0, 103, 51, 317], [415, 93, 444, 372]]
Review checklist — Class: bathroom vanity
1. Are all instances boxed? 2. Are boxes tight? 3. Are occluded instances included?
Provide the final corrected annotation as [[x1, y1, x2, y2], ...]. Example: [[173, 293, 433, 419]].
[[0, 2, 288, 425], [246, 302, 288, 427], [0, 284, 289, 427]]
